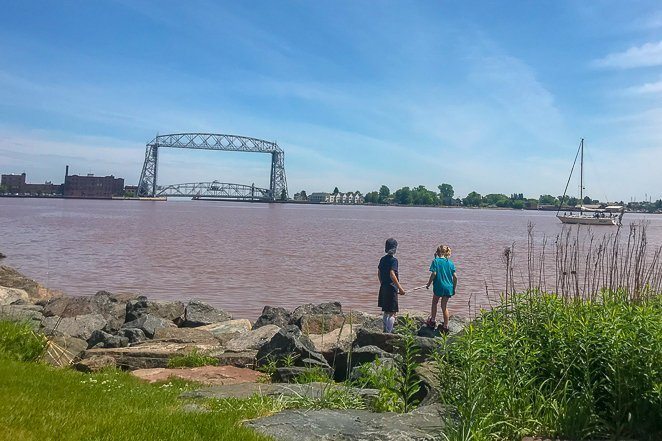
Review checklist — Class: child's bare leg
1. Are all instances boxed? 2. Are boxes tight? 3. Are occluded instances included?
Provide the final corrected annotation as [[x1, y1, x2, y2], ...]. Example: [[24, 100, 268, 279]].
[[430, 295, 440, 321], [440, 296, 450, 328], [383, 312, 396, 333]]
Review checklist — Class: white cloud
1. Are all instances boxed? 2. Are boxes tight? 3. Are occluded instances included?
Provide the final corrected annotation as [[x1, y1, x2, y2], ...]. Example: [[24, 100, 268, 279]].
[[624, 78, 662, 95], [593, 41, 662, 69]]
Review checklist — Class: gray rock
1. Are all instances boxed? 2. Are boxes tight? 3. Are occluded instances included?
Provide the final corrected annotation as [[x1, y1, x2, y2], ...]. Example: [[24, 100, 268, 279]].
[[80, 340, 222, 370], [41, 313, 108, 341], [119, 327, 147, 344], [290, 302, 343, 324], [182, 382, 378, 407], [198, 319, 252, 343], [415, 361, 440, 406], [212, 350, 257, 368], [225, 324, 281, 352], [42, 291, 137, 333], [182, 300, 231, 327], [73, 354, 117, 372], [88, 329, 129, 349], [125, 296, 185, 323], [274, 364, 333, 383], [353, 329, 441, 361], [256, 325, 330, 370], [245, 403, 458, 441], [121, 314, 176, 338], [152, 326, 218, 344], [0, 304, 44, 328], [43, 335, 88, 367], [253, 306, 291, 329], [0, 286, 30, 305], [290, 302, 344, 334]]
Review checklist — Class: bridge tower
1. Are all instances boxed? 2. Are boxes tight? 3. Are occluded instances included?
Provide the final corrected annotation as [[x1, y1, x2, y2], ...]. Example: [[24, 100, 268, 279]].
[[136, 133, 288, 201]]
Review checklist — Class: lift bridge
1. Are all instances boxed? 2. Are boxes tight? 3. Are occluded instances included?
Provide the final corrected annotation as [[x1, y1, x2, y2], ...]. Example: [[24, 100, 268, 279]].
[[136, 133, 287, 201]]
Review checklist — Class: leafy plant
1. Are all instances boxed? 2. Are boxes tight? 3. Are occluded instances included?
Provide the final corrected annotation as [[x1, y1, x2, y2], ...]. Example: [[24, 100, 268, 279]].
[[0, 320, 47, 362], [295, 366, 331, 384], [353, 357, 402, 412], [394, 332, 422, 413], [167, 348, 217, 368]]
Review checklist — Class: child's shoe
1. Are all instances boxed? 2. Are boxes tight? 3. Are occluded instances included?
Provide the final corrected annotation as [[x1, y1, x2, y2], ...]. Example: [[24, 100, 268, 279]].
[[425, 317, 436, 328], [438, 324, 450, 334]]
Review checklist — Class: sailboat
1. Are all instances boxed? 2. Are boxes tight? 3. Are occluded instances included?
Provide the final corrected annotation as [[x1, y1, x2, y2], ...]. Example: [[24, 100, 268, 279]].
[[556, 138, 624, 226]]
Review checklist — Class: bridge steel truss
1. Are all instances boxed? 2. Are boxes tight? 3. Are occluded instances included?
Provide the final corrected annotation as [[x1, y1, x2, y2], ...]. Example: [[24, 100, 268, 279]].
[[155, 181, 271, 200], [137, 133, 288, 201]]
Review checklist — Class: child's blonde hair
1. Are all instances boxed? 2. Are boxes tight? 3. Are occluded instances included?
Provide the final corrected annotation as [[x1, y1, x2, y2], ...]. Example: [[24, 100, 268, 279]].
[[435, 244, 452, 258]]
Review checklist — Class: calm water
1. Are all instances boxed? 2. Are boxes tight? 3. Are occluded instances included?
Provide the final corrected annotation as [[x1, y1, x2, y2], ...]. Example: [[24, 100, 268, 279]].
[[1, 198, 661, 319]]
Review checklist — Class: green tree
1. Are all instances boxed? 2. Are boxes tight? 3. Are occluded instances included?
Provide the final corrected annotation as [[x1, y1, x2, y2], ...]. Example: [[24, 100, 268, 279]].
[[364, 191, 379, 203], [394, 187, 412, 205], [300, 190, 308, 200], [567, 197, 579, 206], [378, 185, 391, 204], [511, 199, 525, 209], [483, 193, 509, 206], [438, 183, 454, 205], [583, 195, 592, 205], [539, 194, 558, 205], [411, 185, 437, 206], [463, 191, 482, 207], [332, 187, 340, 195]]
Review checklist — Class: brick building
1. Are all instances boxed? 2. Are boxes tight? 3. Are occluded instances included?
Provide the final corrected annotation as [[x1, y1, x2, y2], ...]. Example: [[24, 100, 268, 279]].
[[63, 166, 125, 198], [1, 173, 26, 193], [1, 173, 62, 195]]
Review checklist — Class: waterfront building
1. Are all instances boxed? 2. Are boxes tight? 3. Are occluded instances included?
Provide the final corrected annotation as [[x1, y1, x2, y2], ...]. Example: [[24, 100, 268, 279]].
[[63, 166, 125, 198], [309, 192, 330, 203], [309, 191, 363, 204], [1, 173, 62, 195], [1, 173, 26, 193]]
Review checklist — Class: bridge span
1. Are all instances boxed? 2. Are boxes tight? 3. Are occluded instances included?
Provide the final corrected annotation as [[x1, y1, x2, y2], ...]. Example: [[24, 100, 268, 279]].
[[155, 181, 271, 201], [137, 133, 288, 201]]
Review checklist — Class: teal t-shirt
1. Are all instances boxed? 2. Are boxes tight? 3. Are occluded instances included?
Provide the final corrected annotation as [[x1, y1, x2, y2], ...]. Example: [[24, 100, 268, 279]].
[[429, 257, 456, 296]]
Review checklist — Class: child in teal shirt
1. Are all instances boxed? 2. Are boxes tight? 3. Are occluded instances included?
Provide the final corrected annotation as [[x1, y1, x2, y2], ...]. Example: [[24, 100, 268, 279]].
[[425, 244, 457, 332]]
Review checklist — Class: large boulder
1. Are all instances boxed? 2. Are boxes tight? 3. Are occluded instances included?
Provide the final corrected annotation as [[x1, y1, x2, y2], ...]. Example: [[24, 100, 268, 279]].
[[244, 403, 459, 441], [353, 329, 440, 361], [41, 313, 108, 341], [256, 325, 329, 369], [80, 340, 222, 370], [131, 365, 262, 386], [0, 304, 44, 328], [0, 265, 62, 302], [225, 325, 281, 352], [0, 286, 30, 305], [198, 319, 252, 344], [121, 314, 176, 339], [73, 354, 117, 372], [152, 327, 218, 344], [125, 296, 185, 323], [253, 306, 291, 329], [290, 302, 344, 334], [119, 328, 147, 344], [212, 350, 258, 368], [88, 329, 129, 349], [308, 326, 356, 363], [181, 300, 231, 327], [43, 335, 88, 367], [42, 291, 137, 333]]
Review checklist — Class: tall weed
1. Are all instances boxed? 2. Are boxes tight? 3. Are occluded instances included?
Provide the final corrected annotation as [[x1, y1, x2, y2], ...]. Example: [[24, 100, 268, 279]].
[[0, 320, 47, 362]]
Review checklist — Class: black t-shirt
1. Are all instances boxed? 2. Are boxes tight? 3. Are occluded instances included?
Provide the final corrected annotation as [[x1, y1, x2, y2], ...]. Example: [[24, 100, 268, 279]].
[[378, 254, 399, 291]]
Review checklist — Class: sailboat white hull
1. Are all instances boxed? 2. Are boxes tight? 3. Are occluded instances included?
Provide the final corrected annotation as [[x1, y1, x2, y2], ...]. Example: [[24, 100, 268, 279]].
[[556, 214, 618, 226]]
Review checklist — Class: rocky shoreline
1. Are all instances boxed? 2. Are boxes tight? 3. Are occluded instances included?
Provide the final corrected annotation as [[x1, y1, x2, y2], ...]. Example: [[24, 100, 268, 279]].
[[1, 264, 467, 440]]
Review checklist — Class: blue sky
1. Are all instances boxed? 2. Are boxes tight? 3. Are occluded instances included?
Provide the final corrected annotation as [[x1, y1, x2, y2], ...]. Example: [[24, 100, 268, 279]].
[[0, 1, 660, 201]]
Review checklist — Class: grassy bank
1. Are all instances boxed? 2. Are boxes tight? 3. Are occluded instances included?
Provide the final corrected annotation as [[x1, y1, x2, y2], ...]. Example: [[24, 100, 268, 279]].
[[435, 291, 662, 441], [0, 322, 276, 441]]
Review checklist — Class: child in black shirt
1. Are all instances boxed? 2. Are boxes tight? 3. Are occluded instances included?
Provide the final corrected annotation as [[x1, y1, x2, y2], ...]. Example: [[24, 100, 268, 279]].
[[378, 238, 406, 333]]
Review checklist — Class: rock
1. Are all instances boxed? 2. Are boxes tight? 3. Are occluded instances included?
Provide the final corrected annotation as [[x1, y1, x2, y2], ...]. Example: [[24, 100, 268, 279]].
[[244, 403, 459, 441], [212, 350, 257, 368], [225, 325, 280, 352], [0, 286, 30, 305], [131, 365, 262, 385], [152, 327, 217, 344], [199, 319, 252, 343], [290, 302, 343, 323], [182, 382, 379, 407], [353, 329, 441, 361], [121, 314, 176, 339], [182, 300, 231, 327], [41, 313, 108, 341], [308, 326, 356, 361], [415, 361, 439, 406], [73, 354, 117, 372], [43, 335, 88, 367], [88, 329, 129, 349], [119, 328, 147, 344], [42, 291, 137, 333], [334, 345, 395, 381], [0, 251, 5, 259], [0, 265, 62, 302], [0, 304, 44, 328], [274, 364, 333, 383], [80, 340, 223, 370], [253, 306, 291, 329], [256, 325, 329, 370], [417, 325, 442, 338], [125, 296, 185, 323], [290, 302, 345, 333]]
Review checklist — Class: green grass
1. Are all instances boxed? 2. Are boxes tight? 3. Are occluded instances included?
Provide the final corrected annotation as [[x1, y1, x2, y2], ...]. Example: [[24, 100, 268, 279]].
[[167, 348, 218, 368], [0, 358, 278, 441], [434, 291, 662, 441], [0, 320, 46, 362]]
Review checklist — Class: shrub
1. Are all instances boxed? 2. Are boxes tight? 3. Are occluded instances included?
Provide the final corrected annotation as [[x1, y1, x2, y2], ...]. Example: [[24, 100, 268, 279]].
[[435, 291, 662, 440], [0, 320, 47, 362]]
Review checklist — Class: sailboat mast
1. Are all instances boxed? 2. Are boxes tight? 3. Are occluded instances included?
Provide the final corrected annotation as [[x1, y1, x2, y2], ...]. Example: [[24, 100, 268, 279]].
[[580, 138, 584, 210]]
